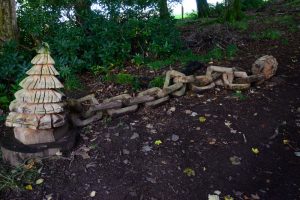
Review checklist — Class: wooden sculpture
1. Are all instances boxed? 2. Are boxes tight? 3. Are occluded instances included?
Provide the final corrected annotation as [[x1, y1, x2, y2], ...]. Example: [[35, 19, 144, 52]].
[[1, 44, 75, 166]]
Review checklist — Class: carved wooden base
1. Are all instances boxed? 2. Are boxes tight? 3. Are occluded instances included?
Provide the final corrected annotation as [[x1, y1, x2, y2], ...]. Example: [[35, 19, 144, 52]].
[[14, 123, 69, 145], [0, 127, 77, 166]]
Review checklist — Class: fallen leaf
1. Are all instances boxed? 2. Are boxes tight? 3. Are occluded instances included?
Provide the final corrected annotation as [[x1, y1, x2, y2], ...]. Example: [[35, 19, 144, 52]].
[[225, 120, 232, 128], [208, 194, 220, 200], [251, 193, 260, 199], [35, 178, 44, 185], [191, 112, 198, 117], [45, 194, 53, 200], [185, 110, 192, 115], [130, 132, 139, 140], [24, 160, 35, 170], [25, 184, 33, 190], [224, 195, 234, 200], [183, 168, 195, 177], [294, 152, 300, 157], [230, 128, 237, 134], [252, 148, 259, 154], [90, 191, 96, 197], [154, 140, 162, 145], [208, 138, 216, 145], [230, 156, 241, 165], [214, 190, 221, 195], [171, 134, 179, 142], [142, 145, 152, 152], [283, 139, 289, 145], [199, 116, 206, 123], [123, 149, 130, 155], [146, 124, 154, 129], [146, 177, 157, 183]]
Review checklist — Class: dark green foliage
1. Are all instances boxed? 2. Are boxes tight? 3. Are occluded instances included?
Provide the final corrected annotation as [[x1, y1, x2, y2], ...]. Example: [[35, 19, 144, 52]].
[[131, 54, 145, 67], [251, 29, 281, 40], [225, 0, 243, 22], [0, 0, 181, 105], [0, 159, 41, 191], [0, 41, 31, 109], [149, 76, 165, 88], [233, 90, 247, 100], [229, 20, 248, 31], [226, 44, 238, 58], [242, 0, 267, 10], [147, 59, 175, 70], [105, 73, 140, 91]]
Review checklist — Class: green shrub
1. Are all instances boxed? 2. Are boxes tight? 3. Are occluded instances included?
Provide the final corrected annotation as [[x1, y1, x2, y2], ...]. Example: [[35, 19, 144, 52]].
[[229, 20, 248, 31], [252, 29, 281, 40], [149, 76, 165, 88], [242, 0, 267, 10], [225, 0, 244, 22], [105, 73, 140, 91], [177, 50, 207, 63], [1, 1, 182, 102], [0, 159, 41, 191], [226, 44, 238, 58], [131, 54, 145, 67], [207, 47, 223, 60], [147, 59, 175, 70]]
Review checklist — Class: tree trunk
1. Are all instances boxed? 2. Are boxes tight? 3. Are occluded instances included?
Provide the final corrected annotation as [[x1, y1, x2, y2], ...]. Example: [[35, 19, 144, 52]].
[[0, 0, 18, 41], [196, 0, 209, 18], [225, 0, 242, 21], [158, 0, 169, 19]]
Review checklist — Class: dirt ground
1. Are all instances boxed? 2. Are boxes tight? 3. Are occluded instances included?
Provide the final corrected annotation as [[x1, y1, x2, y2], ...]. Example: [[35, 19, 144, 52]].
[[1, 2, 300, 200]]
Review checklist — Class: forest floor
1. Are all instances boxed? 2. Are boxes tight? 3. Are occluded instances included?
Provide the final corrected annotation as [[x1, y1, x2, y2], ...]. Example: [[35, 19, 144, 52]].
[[1, 1, 300, 200]]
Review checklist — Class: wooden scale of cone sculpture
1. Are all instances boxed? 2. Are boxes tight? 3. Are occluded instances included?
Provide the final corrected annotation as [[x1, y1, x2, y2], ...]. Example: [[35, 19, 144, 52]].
[[0, 44, 76, 166]]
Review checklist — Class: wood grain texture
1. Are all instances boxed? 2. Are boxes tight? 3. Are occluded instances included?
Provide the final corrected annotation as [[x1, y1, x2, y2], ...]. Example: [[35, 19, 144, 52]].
[[14, 128, 55, 145], [19, 75, 64, 89], [15, 89, 65, 103], [5, 112, 66, 129], [9, 100, 65, 114], [26, 64, 59, 75], [31, 53, 55, 65]]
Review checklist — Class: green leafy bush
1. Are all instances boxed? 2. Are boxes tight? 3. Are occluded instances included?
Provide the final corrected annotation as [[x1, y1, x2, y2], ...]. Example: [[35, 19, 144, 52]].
[[229, 20, 248, 31], [207, 47, 223, 60], [226, 44, 238, 58], [147, 59, 175, 70], [149, 76, 165, 88], [131, 54, 145, 67], [1, 0, 182, 103], [105, 73, 140, 91], [252, 29, 281, 40], [0, 159, 41, 191], [242, 0, 267, 10]]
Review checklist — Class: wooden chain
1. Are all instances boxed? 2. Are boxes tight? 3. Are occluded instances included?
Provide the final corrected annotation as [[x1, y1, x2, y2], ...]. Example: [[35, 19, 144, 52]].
[[69, 58, 278, 127]]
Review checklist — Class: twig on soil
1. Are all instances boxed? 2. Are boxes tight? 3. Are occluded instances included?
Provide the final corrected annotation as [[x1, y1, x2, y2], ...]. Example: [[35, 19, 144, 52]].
[[269, 127, 279, 140], [243, 134, 247, 143]]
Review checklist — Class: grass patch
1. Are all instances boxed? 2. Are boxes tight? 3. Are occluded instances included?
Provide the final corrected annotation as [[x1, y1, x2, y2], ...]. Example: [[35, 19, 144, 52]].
[[226, 44, 239, 59], [0, 159, 41, 192], [147, 59, 175, 70], [233, 90, 247, 100], [265, 15, 297, 26], [149, 76, 165, 88], [146, 44, 238, 71], [105, 73, 140, 91], [285, 0, 300, 6], [229, 20, 248, 31], [251, 29, 281, 40]]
